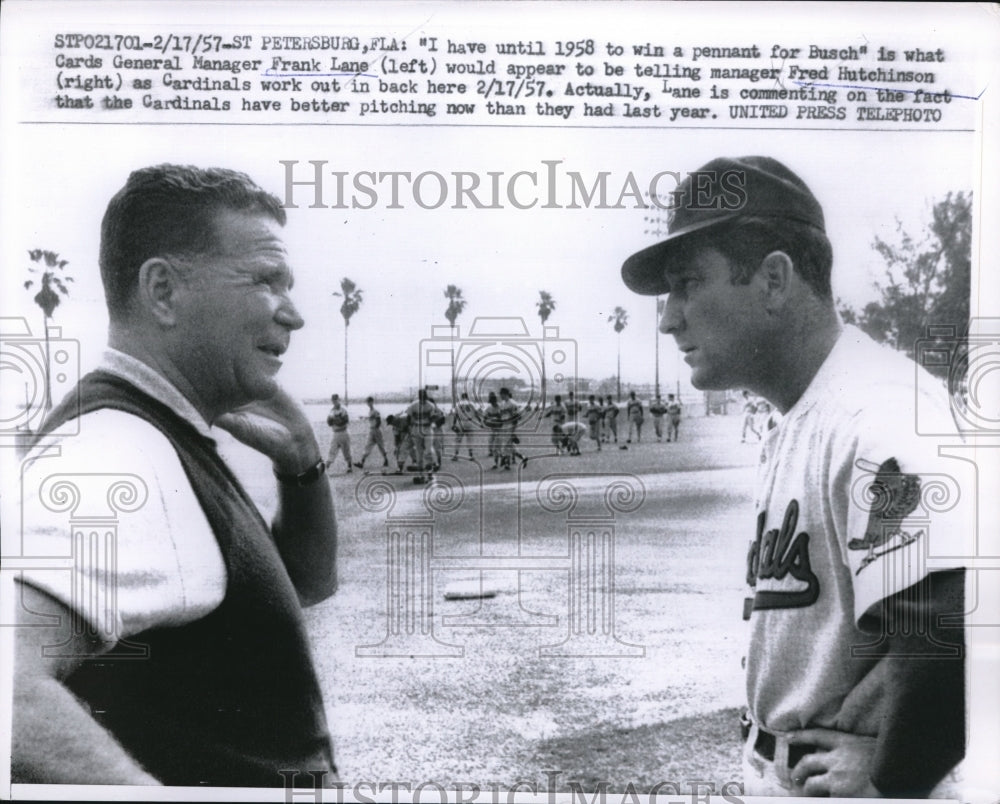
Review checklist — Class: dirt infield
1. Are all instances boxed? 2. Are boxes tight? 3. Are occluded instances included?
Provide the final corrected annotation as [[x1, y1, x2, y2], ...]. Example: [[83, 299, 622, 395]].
[[223, 412, 762, 792]]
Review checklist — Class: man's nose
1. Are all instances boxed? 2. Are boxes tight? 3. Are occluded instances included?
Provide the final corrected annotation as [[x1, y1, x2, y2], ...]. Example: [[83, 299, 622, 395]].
[[277, 295, 305, 330], [660, 294, 682, 334]]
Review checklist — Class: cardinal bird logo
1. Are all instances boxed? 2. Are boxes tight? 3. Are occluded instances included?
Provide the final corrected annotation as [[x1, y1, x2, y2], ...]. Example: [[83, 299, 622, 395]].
[[849, 457, 924, 573]]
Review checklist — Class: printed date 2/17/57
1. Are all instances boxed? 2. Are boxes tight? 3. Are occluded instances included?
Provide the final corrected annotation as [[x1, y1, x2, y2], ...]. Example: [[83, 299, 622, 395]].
[[53, 33, 253, 53]]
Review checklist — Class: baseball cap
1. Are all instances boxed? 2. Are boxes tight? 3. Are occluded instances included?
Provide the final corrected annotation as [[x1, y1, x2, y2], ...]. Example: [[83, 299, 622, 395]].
[[621, 156, 825, 296]]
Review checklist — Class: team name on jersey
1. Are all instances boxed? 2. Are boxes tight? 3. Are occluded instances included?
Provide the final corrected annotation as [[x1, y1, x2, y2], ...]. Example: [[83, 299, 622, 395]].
[[746, 499, 820, 611]]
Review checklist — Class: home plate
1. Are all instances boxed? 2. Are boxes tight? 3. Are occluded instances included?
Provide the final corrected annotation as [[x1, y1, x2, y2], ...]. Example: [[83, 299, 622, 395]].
[[443, 581, 499, 600]]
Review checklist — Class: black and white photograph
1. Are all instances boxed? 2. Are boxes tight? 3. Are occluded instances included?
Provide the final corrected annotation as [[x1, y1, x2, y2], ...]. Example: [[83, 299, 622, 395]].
[[1, 2, 998, 801]]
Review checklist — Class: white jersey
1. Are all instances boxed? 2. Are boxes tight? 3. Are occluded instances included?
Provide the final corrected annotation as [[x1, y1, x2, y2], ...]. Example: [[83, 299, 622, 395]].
[[745, 326, 968, 736]]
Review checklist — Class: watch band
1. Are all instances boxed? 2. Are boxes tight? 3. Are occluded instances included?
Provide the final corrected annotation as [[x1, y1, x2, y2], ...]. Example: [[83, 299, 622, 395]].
[[274, 459, 326, 487]]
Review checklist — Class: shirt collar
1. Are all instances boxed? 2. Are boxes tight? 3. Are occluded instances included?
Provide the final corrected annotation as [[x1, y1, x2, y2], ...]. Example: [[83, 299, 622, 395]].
[[782, 324, 862, 421], [98, 348, 215, 441]]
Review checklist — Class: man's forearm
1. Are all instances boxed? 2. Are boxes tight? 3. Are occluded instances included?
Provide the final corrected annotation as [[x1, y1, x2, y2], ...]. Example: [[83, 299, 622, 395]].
[[869, 569, 966, 797], [272, 477, 338, 605]]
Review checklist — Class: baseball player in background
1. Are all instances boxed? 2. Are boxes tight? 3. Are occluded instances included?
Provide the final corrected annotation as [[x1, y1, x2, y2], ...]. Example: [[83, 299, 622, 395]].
[[354, 396, 389, 471], [603, 395, 620, 443], [648, 395, 668, 441], [326, 393, 353, 473], [451, 391, 480, 460], [483, 391, 502, 467], [405, 389, 439, 483], [496, 387, 520, 470], [386, 411, 414, 474], [625, 391, 644, 443], [555, 421, 587, 456], [622, 156, 967, 798], [665, 393, 683, 442], [564, 390, 580, 422], [543, 393, 569, 453], [584, 394, 604, 451], [741, 390, 761, 443]]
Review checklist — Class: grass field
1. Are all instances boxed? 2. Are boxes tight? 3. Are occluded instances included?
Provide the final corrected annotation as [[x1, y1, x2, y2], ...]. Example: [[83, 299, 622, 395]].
[[223, 412, 762, 793]]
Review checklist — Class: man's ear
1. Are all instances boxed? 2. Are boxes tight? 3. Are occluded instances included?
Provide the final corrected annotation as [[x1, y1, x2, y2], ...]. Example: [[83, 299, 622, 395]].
[[136, 258, 183, 326], [758, 250, 794, 312]]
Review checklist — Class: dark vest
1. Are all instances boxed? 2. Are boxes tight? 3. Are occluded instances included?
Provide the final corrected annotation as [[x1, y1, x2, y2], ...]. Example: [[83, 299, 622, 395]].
[[34, 371, 335, 786]]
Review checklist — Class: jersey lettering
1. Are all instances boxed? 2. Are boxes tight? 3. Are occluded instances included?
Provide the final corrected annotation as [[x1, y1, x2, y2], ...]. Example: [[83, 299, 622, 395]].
[[747, 499, 820, 610]]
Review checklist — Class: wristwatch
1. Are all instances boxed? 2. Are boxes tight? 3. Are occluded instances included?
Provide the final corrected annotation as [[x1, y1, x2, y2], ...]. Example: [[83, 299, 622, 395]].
[[274, 458, 327, 487]]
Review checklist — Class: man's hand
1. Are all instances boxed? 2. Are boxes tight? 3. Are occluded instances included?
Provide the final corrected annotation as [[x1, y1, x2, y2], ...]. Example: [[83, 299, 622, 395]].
[[216, 387, 321, 475], [218, 388, 337, 605], [788, 728, 881, 797]]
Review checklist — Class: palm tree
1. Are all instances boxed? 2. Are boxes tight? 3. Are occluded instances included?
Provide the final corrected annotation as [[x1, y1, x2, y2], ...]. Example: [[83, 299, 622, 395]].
[[444, 284, 466, 404], [536, 290, 556, 404], [24, 250, 72, 410], [333, 277, 363, 403], [608, 306, 628, 402], [655, 297, 665, 398]]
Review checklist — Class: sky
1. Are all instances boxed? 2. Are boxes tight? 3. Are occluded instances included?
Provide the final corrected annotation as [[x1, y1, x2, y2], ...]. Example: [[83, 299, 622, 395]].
[[0, 124, 979, 405], [0, 1, 993, 410]]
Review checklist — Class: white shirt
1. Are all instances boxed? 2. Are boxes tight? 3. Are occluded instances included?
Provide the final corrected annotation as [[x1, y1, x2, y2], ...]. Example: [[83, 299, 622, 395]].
[[746, 326, 969, 734], [16, 349, 227, 643]]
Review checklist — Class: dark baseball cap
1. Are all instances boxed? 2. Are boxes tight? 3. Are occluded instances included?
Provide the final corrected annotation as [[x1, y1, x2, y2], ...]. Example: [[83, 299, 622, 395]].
[[621, 156, 825, 296]]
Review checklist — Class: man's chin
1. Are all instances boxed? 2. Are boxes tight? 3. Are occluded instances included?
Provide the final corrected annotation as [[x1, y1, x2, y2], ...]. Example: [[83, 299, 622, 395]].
[[235, 377, 282, 408], [688, 370, 734, 392]]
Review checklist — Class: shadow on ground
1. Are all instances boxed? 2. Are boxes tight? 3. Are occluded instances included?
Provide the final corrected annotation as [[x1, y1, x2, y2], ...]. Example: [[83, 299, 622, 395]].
[[532, 706, 744, 792]]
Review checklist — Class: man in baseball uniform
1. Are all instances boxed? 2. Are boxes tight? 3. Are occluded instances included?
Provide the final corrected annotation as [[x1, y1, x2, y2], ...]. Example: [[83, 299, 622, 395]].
[[648, 394, 668, 441], [496, 386, 520, 470], [603, 395, 620, 443], [405, 389, 439, 483], [385, 411, 414, 474], [326, 393, 352, 473], [584, 394, 604, 451], [666, 393, 683, 443], [622, 156, 966, 798], [555, 421, 587, 456], [450, 391, 479, 460], [741, 390, 761, 443], [626, 391, 644, 443], [543, 393, 569, 454], [564, 390, 580, 422], [354, 395, 389, 471]]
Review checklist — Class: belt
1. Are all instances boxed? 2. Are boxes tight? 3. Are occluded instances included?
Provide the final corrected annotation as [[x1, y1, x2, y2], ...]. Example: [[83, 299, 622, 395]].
[[740, 713, 817, 767]]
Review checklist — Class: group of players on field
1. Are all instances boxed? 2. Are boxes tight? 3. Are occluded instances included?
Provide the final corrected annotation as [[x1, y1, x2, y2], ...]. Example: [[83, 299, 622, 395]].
[[325, 387, 684, 481]]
